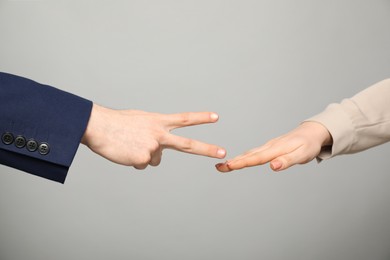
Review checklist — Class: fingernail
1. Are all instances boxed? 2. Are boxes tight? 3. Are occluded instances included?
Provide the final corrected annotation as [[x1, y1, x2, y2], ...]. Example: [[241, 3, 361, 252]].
[[210, 113, 219, 121], [215, 162, 228, 173], [271, 160, 283, 171], [217, 149, 226, 157]]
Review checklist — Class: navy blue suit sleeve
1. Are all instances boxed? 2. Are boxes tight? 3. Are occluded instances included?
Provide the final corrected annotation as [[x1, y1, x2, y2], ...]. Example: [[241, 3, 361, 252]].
[[0, 72, 93, 183]]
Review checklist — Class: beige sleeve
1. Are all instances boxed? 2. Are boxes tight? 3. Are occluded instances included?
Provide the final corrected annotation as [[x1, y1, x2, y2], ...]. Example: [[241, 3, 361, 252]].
[[305, 79, 390, 160]]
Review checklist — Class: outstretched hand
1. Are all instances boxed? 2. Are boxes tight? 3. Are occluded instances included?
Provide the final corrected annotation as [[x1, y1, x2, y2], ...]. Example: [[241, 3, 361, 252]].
[[82, 104, 226, 169], [216, 122, 332, 172]]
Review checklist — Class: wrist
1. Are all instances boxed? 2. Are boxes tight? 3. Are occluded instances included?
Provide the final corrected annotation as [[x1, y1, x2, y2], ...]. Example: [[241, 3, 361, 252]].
[[81, 103, 100, 147], [302, 121, 333, 147]]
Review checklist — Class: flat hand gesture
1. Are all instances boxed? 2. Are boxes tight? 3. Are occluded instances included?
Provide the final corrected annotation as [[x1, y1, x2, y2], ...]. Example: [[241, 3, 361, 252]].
[[82, 104, 226, 169], [216, 122, 332, 172]]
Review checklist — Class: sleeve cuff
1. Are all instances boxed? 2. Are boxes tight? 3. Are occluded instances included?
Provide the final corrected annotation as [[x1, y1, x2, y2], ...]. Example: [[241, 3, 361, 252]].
[[304, 101, 357, 160]]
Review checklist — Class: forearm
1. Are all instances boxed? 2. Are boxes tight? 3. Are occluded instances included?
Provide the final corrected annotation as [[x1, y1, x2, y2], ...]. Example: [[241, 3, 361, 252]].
[[0, 72, 92, 183], [306, 78, 390, 159]]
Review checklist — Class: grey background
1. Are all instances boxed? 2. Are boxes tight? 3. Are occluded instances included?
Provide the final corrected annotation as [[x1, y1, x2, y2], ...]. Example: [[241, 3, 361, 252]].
[[0, 1, 390, 259]]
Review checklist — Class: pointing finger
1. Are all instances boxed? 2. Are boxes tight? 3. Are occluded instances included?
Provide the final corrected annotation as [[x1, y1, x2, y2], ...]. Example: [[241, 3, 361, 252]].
[[216, 145, 284, 172], [165, 112, 219, 129]]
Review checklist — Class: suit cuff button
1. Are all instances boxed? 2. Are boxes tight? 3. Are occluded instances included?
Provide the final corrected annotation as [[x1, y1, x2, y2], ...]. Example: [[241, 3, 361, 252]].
[[15, 135, 26, 148], [2, 132, 14, 145], [27, 139, 38, 152], [38, 142, 50, 155]]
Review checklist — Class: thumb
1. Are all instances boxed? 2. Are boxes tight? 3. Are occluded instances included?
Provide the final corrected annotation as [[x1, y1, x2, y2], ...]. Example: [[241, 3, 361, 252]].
[[270, 155, 295, 171], [270, 160, 284, 171]]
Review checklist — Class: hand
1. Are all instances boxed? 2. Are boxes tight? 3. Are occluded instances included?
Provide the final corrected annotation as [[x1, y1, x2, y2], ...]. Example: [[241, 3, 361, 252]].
[[216, 122, 332, 172], [81, 104, 226, 169]]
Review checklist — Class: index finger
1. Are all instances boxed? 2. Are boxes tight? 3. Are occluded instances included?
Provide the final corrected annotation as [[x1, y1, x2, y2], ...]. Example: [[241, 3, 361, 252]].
[[216, 146, 281, 172], [164, 112, 219, 129]]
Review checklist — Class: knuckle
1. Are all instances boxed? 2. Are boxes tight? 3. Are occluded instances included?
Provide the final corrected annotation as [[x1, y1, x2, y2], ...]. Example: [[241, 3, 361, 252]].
[[181, 139, 194, 151], [279, 156, 291, 168], [138, 153, 152, 165], [179, 113, 191, 125], [149, 141, 160, 152]]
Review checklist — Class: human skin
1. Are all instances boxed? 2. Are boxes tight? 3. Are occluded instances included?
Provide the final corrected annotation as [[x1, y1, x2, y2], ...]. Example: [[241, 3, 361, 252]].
[[82, 104, 226, 169], [216, 121, 332, 172]]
